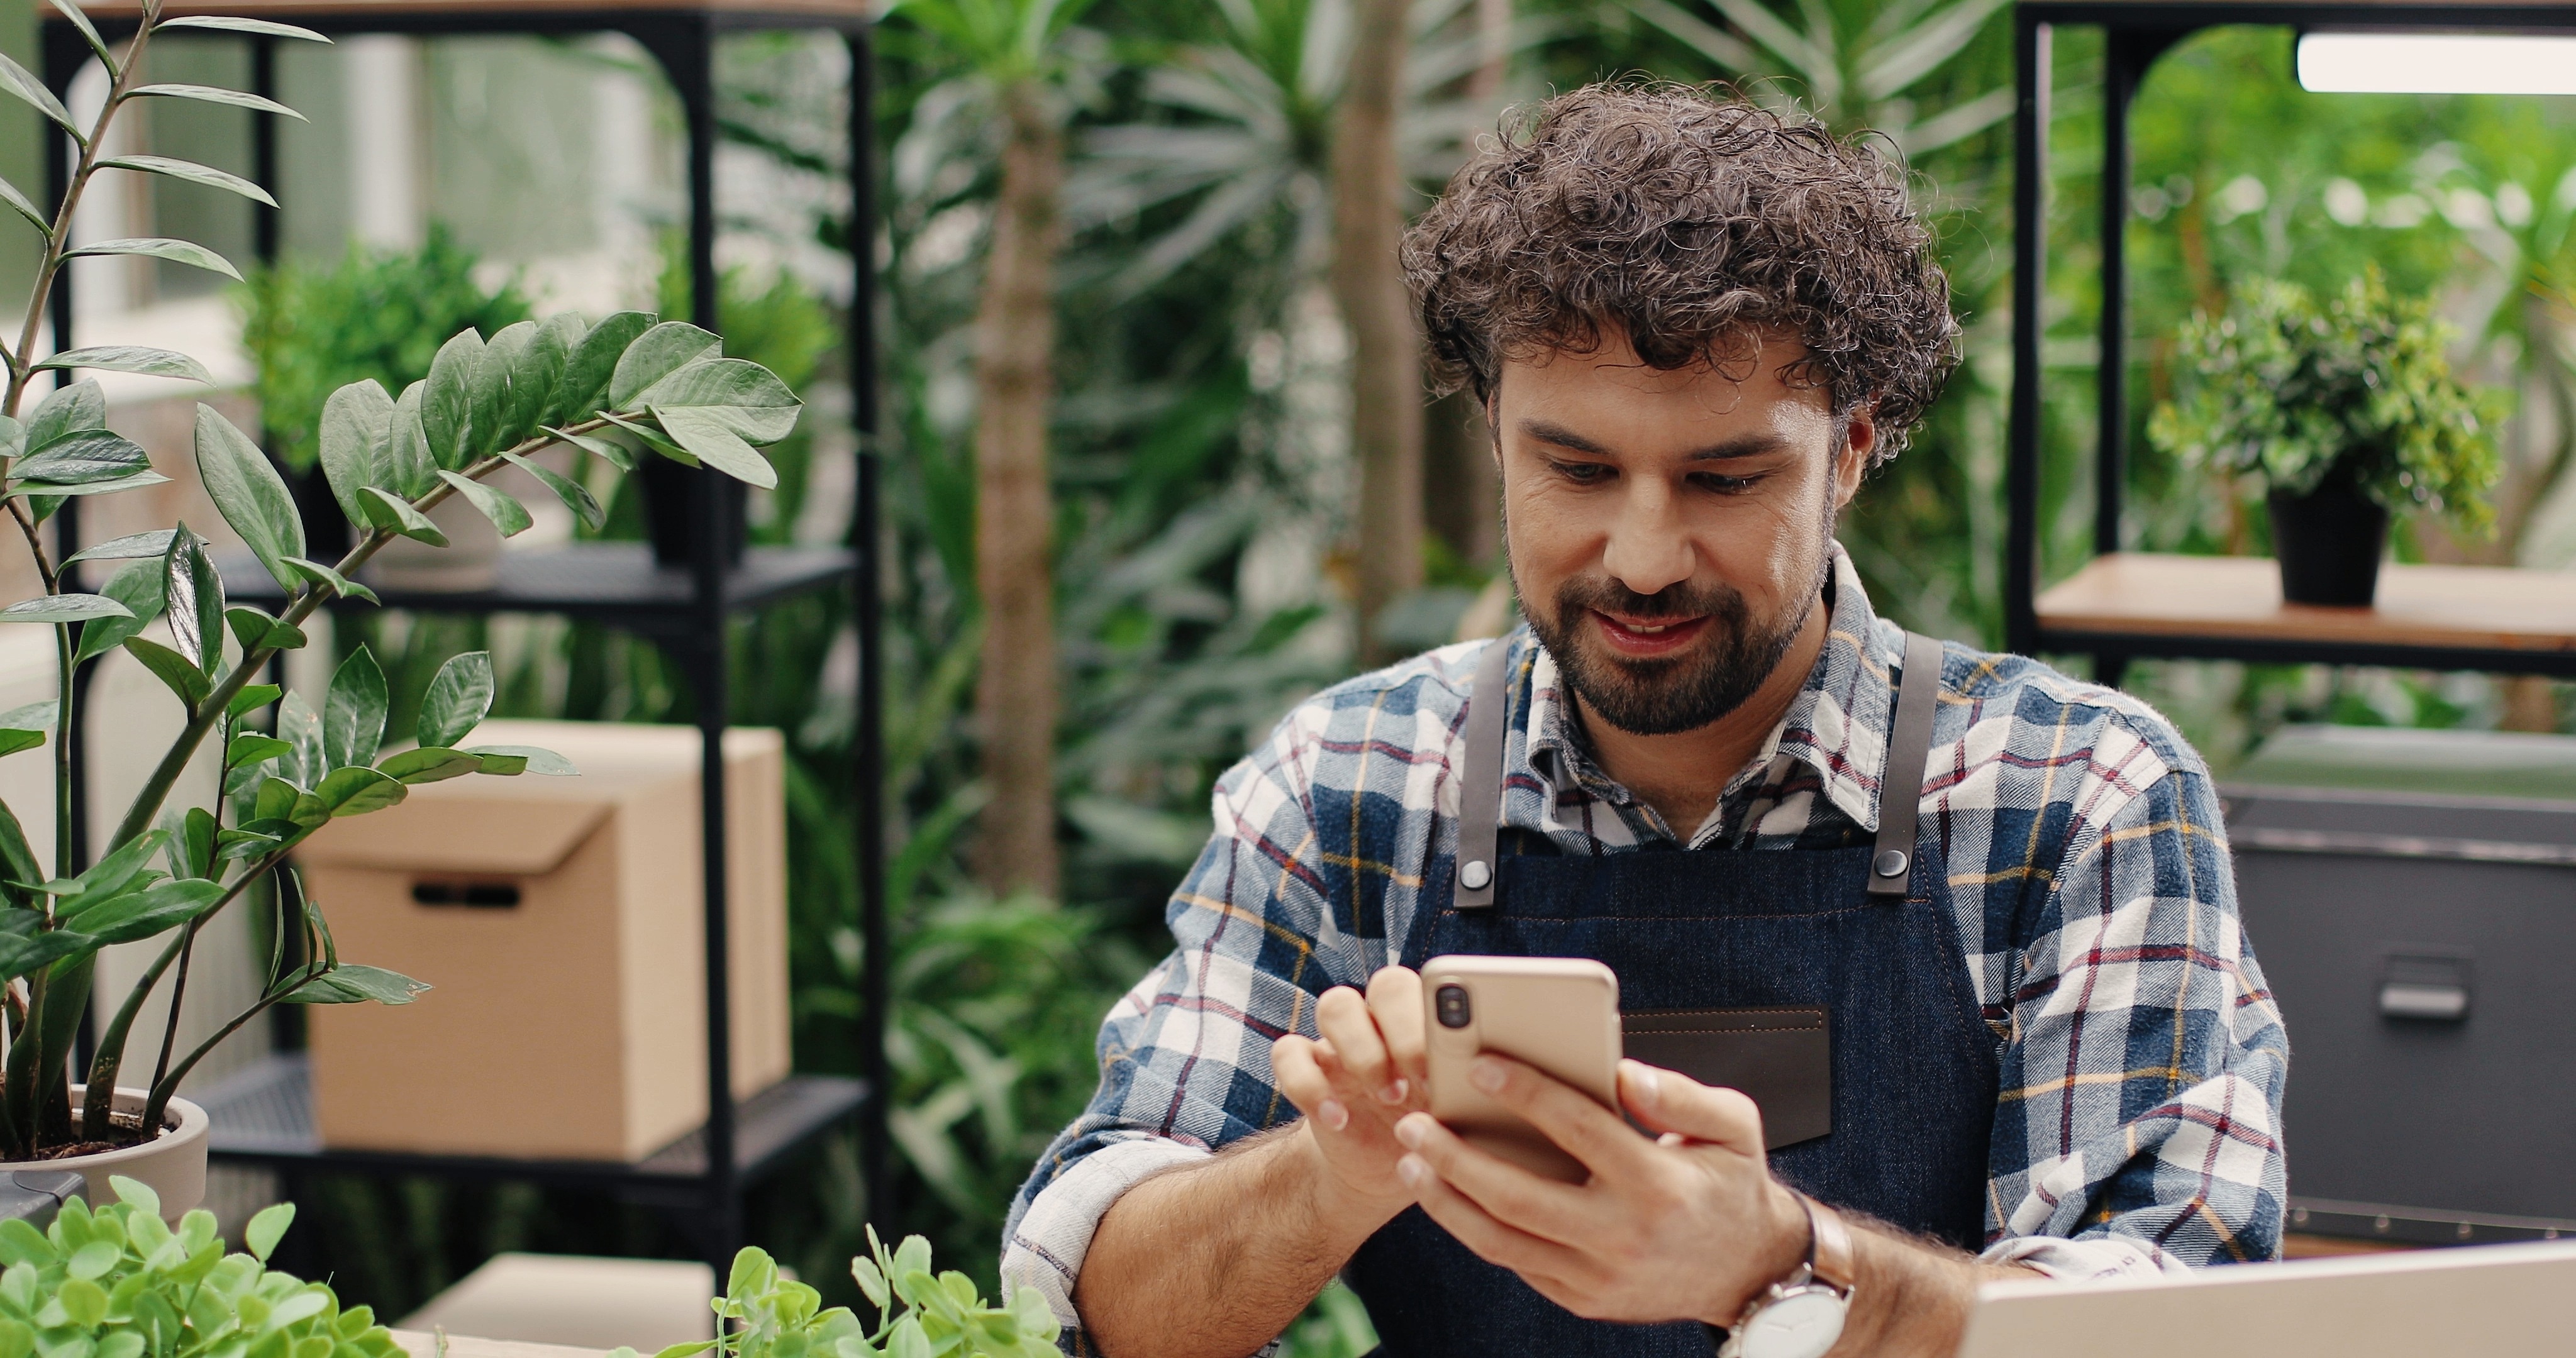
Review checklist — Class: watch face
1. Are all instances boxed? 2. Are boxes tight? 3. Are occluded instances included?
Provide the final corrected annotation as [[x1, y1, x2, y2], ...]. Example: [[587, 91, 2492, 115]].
[[1740, 1287, 1847, 1358]]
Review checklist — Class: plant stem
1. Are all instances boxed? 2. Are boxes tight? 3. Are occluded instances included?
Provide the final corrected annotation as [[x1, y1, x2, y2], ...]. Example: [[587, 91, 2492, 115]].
[[145, 920, 197, 1100]]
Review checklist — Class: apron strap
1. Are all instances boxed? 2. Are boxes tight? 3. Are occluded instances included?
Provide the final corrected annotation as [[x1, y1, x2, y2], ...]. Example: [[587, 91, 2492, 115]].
[[1867, 631, 1945, 898], [1453, 636, 1515, 912]]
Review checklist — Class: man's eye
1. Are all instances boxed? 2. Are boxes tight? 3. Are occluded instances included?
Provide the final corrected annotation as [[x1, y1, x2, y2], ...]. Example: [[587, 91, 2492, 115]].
[[1553, 461, 1612, 483], [1690, 472, 1762, 495]]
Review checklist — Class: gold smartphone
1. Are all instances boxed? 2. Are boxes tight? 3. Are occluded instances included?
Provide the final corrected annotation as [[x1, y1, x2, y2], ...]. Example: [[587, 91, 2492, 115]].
[[1419, 954, 1623, 1183]]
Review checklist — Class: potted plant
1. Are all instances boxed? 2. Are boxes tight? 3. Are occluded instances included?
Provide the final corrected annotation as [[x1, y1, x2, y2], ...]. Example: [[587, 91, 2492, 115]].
[[2149, 268, 2504, 606], [0, 1, 799, 1212], [612, 1233, 1061, 1358]]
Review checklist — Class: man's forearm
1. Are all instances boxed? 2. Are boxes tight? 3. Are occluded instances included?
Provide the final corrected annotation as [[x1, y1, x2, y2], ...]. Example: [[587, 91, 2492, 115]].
[[1076, 1122, 1399, 1358], [1823, 1224, 2037, 1358]]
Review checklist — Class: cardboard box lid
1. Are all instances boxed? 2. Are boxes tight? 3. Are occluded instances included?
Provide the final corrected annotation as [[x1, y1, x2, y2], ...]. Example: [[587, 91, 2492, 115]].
[[296, 720, 782, 876]]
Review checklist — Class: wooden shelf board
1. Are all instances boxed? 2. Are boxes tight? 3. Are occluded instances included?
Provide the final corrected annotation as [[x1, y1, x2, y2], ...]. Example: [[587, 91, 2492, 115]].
[[2035, 553, 2576, 655]]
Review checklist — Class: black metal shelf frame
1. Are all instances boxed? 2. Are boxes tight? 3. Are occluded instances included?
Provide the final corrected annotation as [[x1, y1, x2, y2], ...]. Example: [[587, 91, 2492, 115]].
[[34, 2, 889, 1278], [2006, 0, 2576, 685]]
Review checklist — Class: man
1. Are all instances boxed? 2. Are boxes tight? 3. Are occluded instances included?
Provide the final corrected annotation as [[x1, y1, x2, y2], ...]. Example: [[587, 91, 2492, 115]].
[[1003, 84, 2287, 1357]]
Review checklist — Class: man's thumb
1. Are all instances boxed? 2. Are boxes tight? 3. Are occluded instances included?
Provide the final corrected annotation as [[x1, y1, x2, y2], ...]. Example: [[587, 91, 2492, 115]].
[[1619, 1059, 1767, 1154]]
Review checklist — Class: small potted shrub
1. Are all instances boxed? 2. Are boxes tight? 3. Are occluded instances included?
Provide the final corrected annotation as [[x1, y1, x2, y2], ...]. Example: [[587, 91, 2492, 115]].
[[2149, 268, 2504, 606], [0, 1, 799, 1207], [614, 1233, 1061, 1358]]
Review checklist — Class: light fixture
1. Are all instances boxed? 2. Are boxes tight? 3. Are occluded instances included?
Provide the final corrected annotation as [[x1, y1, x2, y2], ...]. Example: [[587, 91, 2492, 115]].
[[2298, 31, 2576, 96]]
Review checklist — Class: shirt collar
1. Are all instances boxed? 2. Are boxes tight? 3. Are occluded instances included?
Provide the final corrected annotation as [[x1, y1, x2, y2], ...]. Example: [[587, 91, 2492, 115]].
[[1518, 544, 1904, 838]]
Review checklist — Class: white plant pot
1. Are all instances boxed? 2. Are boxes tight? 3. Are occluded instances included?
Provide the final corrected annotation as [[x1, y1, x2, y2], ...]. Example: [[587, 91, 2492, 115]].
[[360, 495, 502, 592], [0, 1086, 211, 1224]]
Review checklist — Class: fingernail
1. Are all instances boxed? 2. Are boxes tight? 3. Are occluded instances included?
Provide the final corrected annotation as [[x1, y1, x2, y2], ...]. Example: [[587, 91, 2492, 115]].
[[1397, 1156, 1427, 1186], [1394, 1116, 1424, 1149], [1376, 1078, 1409, 1105], [1632, 1064, 1660, 1106], [1319, 1100, 1348, 1131], [1470, 1057, 1506, 1093]]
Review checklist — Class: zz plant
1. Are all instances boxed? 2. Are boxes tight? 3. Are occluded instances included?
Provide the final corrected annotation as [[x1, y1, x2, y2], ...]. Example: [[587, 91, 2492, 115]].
[[0, 2, 799, 1160]]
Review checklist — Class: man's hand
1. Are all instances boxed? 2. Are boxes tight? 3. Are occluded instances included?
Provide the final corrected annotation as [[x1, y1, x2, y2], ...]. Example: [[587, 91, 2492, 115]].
[[1391, 1054, 1810, 1327], [1272, 966, 1431, 1219]]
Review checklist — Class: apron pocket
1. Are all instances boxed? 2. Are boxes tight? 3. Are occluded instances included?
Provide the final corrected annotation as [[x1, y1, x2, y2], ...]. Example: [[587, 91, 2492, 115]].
[[1623, 1008, 1831, 1150]]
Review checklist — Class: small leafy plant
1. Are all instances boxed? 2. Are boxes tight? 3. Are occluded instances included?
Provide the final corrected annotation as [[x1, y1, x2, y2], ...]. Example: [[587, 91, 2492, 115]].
[[0, 1176, 399, 1358], [613, 1235, 1059, 1358], [0, 1, 801, 1161], [2148, 268, 2506, 530]]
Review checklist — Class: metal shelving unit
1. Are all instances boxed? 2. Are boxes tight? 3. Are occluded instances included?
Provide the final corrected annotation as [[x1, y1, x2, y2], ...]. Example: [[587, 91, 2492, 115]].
[[2008, 0, 2576, 686], [37, 0, 889, 1277]]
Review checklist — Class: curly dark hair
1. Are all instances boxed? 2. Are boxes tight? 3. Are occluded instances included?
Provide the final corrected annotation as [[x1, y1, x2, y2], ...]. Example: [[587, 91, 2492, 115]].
[[1403, 83, 1960, 462]]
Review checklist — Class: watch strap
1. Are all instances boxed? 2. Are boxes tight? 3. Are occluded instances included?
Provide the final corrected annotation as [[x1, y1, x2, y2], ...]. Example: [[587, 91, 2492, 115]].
[[1799, 1193, 1856, 1296]]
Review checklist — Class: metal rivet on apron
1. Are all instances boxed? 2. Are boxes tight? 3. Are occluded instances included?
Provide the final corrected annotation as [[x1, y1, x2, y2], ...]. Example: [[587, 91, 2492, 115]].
[[1458, 859, 1492, 890], [1873, 848, 1909, 879]]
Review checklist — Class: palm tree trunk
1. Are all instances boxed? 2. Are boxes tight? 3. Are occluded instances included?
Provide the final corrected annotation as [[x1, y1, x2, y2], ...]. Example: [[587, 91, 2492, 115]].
[[972, 79, 1065, 899], [1333, 0, 1424, 667]]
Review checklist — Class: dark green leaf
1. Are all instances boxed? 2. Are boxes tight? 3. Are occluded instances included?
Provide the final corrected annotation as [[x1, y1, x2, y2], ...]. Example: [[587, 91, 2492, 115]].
[[323, 648, 388, 771], [0, 925, 91, 986], [64, 529, 173, 566], [477, 321, 536, 454], [280, 556, 380, 606], [509, 320, 567, 447], [436, 470, 532, 537], [0, 701, 51, 759], [180, 807, 215, 880], [35, 346, 213, 384], [387, 380, 437, 498], [416, 652, 494, 749], [214, 829, 283, 863], [0, 593, 131, 623], [284, 964, 428, 1006], [62, 878, 223, 946], [163, 524, 221, 674], [375, 746, 479, 785], [0, 800, 37, 905], [225, 605, 303, 652], [464, 744, 575, 776], [65, 238, 238, 280], [533, 312, 591, 426], [0, 730, 38, 761], [635, 358, 803, 443], [228, 683, 282, 720], [75, 558, 163, 662], [599, 409, 691, 461], [253, 776, 301, 825], [11, 429, 150, 486], [225, 734, 292, 770], [560, 311, 654, 421], [24, 468, 166, 504], [48, 1, 113, 72], [23, 379, 106, 451], [278, 692, 324, 788], [467, 751, 529, 776], [0, 52, 79, 140], [99, 155, 275, 207], [651, 407, 779, 489], [422, 330, 486, 470], [67, 829, 165, 903], [357, 486, 445, 546], [319, 380, 396, 527], [123, 638, 211, 710], [547, 424, 636, 472], [194, 405, 304, 590], [128, 83, 304, 119], [0, 177, 47, 235], [316, 765, 404, 817], [609, 322, 721, 409], [496, 450, 604, 530]]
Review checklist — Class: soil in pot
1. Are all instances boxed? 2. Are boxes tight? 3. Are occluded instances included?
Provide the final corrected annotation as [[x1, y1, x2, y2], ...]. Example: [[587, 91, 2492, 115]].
[[0, 1088, 211, 1223], [2268, 473, 2390, 607]]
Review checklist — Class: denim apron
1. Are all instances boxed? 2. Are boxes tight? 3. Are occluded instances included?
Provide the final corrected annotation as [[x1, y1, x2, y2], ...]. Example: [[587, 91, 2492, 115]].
[[1341, 632, 1999, 1356]]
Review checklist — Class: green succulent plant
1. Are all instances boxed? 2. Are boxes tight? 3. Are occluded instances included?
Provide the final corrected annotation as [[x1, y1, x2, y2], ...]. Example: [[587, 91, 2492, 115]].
[[0, 1176, 396, 1358], [612, 1234, 1059, 1358], [2148, 268, 2507, 531]]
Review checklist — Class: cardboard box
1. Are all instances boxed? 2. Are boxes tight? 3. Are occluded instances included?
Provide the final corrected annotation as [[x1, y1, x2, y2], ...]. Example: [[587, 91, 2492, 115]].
[[297, 719, 793, 1161]]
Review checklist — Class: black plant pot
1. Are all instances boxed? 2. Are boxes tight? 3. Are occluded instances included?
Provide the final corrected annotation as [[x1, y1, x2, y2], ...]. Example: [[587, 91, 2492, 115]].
[[640, 458, 747, 569], [2267, 475, 2390, 607]]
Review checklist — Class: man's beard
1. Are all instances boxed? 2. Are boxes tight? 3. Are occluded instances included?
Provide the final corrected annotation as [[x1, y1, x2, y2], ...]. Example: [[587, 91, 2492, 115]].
[[1523, 561, 1828, 737]]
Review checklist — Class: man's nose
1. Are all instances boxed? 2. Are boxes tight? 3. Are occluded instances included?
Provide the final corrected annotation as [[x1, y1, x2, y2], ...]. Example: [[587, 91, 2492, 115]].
[[1597, 482, 1695, 597]]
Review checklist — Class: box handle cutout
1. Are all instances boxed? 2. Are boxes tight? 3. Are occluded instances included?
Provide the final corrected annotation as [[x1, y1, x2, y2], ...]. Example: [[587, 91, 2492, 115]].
[[411, 881, 522, 909], [2379, 951, 2470, 1022]]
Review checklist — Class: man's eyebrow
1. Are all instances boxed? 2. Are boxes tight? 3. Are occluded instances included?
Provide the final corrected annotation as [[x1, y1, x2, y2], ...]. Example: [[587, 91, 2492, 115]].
[[1517, 419, 1787, 461]]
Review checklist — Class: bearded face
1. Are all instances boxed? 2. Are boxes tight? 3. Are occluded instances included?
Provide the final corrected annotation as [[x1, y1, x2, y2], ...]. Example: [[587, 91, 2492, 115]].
[[1522, 552, 1828, 737]]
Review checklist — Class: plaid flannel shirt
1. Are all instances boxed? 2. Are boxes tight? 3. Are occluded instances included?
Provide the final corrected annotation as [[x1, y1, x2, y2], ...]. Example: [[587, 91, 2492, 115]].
[[1002, 548, 2289, 1346]]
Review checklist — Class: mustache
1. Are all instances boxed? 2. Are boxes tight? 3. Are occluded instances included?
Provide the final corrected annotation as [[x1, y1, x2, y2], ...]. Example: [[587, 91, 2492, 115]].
[[1554, 577, 1744, 623]]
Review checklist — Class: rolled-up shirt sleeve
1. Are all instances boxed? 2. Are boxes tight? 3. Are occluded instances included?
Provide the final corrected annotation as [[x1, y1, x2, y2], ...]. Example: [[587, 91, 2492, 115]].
[[1979, 751, 2290, 1278], [999, 704, 1367, 1335]]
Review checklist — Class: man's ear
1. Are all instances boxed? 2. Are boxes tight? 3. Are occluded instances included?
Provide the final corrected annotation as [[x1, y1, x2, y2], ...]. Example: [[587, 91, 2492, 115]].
[[1833, 405, 1880, 508]]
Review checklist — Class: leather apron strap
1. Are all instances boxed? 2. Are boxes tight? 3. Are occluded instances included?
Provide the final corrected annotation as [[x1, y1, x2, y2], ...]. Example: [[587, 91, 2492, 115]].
[[1452, 630, 1945, 911], [1867, 629, 1944, 898]]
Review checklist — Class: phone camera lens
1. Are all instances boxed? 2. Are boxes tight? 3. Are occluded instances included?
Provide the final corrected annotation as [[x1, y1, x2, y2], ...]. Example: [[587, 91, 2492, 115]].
[[1435, 985, 1472, 1029]]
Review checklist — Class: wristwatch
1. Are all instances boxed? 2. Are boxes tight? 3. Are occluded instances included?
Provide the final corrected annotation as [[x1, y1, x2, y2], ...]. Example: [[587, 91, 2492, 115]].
[[1710, 1191, 1856, 1358]]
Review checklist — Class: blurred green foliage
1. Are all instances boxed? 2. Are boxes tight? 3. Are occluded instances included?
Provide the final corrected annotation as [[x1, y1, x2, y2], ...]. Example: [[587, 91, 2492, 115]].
[[236, 228, 531, 471]]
